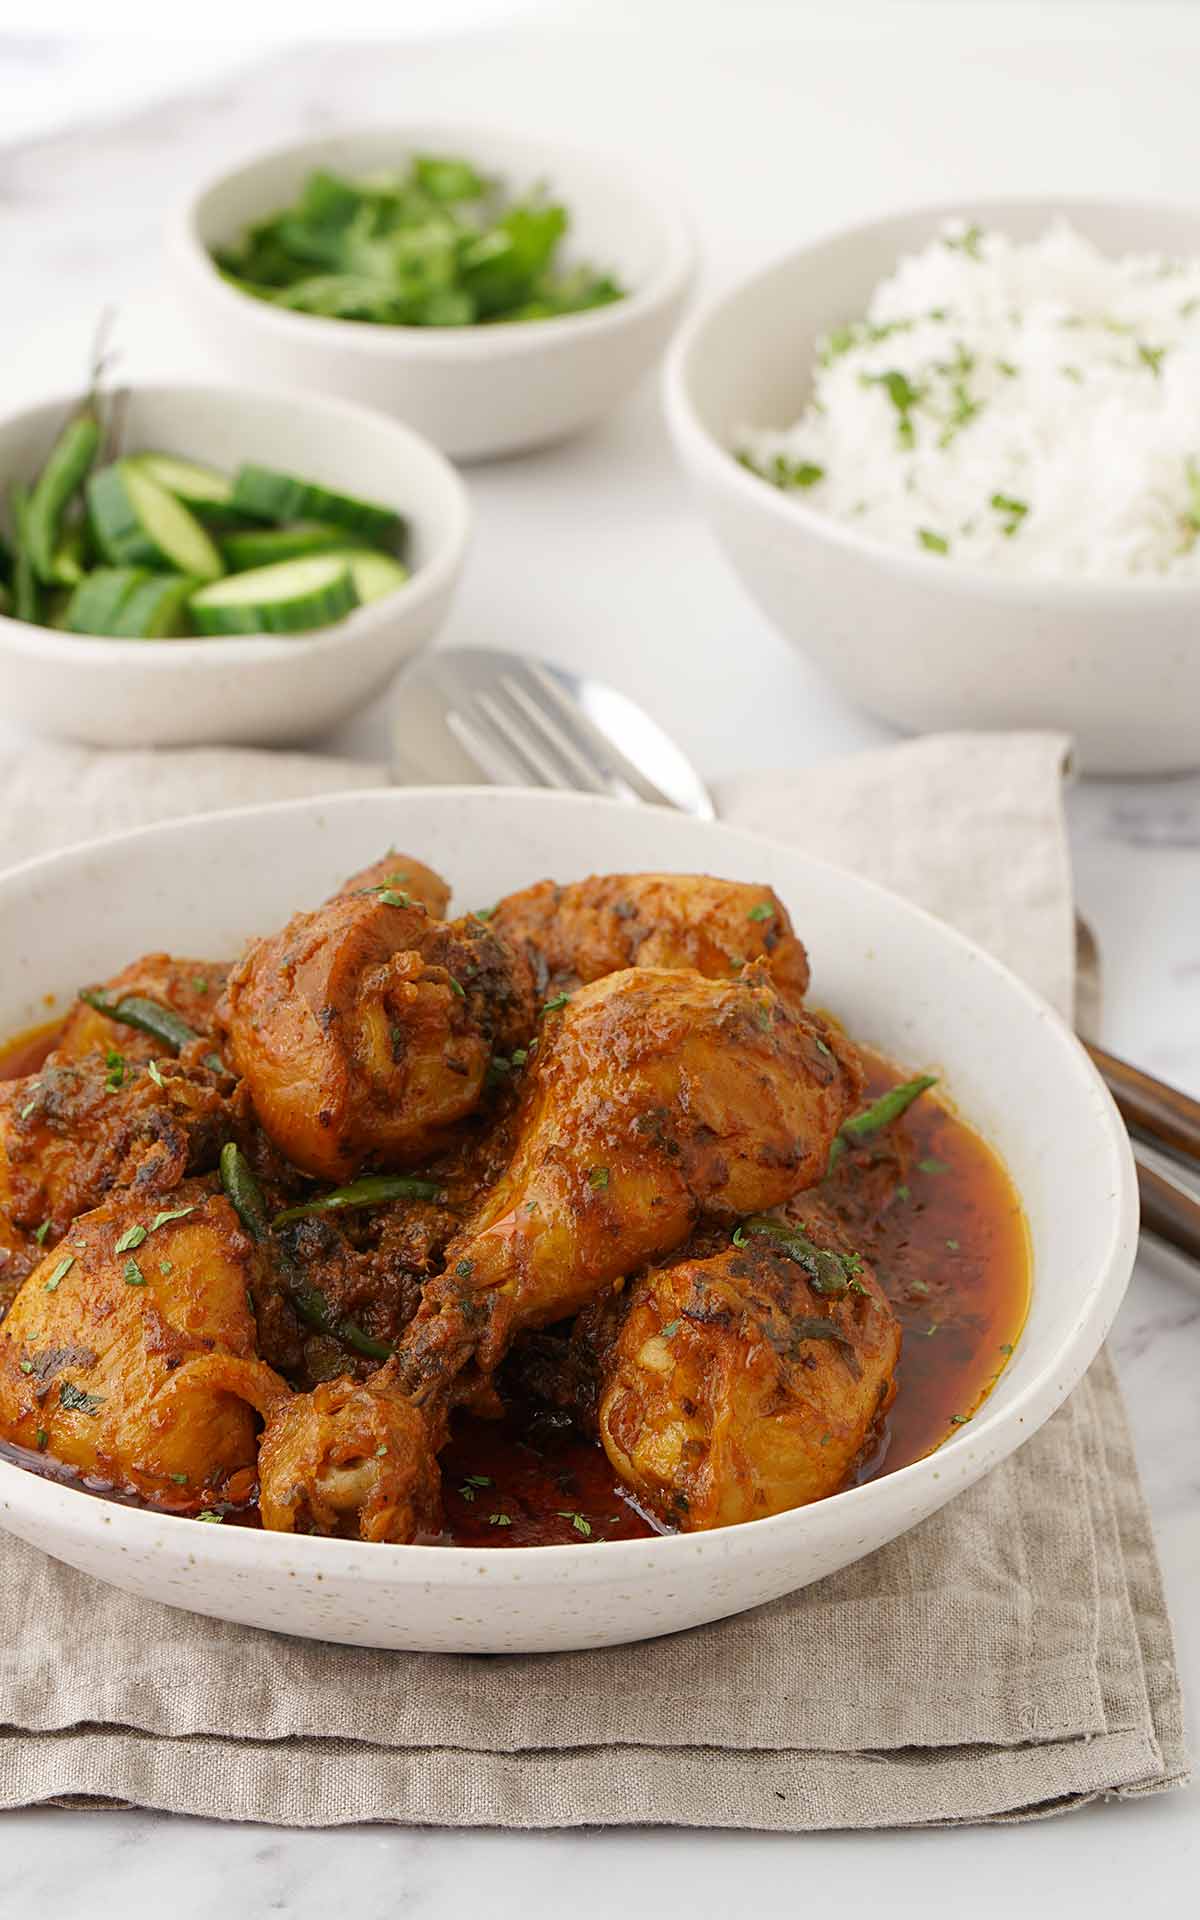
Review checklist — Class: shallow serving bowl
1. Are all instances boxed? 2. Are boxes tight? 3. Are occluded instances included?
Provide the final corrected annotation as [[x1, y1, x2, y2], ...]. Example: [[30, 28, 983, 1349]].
[[170, 125, 695, 461], [665, 197, 1200, 774], [0, 382, 469, 749], [0, 789, 1136, 1652]]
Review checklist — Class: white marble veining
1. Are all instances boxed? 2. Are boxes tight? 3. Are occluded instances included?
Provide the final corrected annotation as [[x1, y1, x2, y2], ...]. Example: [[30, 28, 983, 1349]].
[[0, 5, 1198, 1913]]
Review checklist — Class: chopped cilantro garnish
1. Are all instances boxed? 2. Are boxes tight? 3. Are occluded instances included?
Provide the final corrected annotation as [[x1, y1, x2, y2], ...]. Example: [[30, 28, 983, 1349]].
[[59, 1381, 103, 1414], [123, 1257, 146, 1286], [488, 1511, 512, 1528], [918, 529, 949, 554], [542, 992, 571, 1015], [147, 1060, 166, 1090], [747, 901, 774, 922], [114, 1224, 148, 1253], [43, 1255, 74, 1293], [588, 1166, 610, 1191]]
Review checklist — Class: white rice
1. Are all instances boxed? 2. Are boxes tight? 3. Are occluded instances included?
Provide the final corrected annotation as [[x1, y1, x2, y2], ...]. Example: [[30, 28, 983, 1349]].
[[740, 219, 1200, 579]]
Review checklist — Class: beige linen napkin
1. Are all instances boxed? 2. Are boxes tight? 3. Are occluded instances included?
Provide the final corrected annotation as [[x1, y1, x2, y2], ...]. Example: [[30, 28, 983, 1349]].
[[0, 734, 1186, 1829]]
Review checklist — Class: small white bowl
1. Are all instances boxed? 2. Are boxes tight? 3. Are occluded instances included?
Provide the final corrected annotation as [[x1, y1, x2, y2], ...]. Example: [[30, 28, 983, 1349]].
[[0, 381, 469, 749], [665, 197, 1200, 775], [0, 789, 1136, 1652], [169, 125, 695, 462]]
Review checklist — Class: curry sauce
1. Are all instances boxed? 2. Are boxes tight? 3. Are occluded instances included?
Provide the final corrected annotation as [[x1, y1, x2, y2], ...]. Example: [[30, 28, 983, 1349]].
[[0, 1023, 1028, 1546]]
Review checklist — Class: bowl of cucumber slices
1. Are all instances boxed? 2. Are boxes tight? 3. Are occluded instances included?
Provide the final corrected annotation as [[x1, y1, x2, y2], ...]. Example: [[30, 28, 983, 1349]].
[[0, 381, 469, 748]]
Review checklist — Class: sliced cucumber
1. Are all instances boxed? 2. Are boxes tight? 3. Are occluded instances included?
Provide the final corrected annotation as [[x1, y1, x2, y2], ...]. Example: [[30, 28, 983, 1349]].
[[87, 462, 224, 581], [189, 555, 358, 635], [231, 465, 403, 544], [324, 547, 409, 604], [219, 521, 351, 572], [64, 567, 149, 636], [129, 452, 233, 510], [112, 573, 197, 639]]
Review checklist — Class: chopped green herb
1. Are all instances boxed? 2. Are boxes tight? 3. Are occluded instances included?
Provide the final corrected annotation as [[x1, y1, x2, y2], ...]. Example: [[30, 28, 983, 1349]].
[[511, 1048, 528, 1067], [895, 1183, 912, 1202], [458, 1484, 477, 1502], [1138, 342, 1167, 377], [448, 976, 466, 998], [474, 905, 496, 921], [150, 1204, 199, 1233], [375, 1444, 388, 1459], [376, 888, 412, 909], [747, 901, 774, 922], [542, 992, 571, 1015], [160, 1258, 173, 1276], [739, 451, 825, 491], [103, 1047, 126, 1094], [943, 223, 984, 260], [33, 1222, 50, 1246], [123, 1257, 146, 1286], [908, 1277, 930, 1298], [990, 491, 1029, 536], [19, 1360, 33, 1376], [35, 1428, 48, 1450], [191, 976, 209, 994], [660, 1319, 681, 1339], [147, 1060, 166, 1090], [588, 1165, 610, 1191], [946, 1238, 960, 1252], [169, 1472, 188, 1485], [949, 1413, 970, 1426], [114, 1224, 148, 1253], [455, 1259, 474, 1278], [732, 1225, 748, 1247], [203, 1052, 224, 1074], [19, 1098, 36, 1121], [1000, 1342, 1014, 1355], [465, 1474, 492, 1488], [919, 1157, 950, 1175], [197, 1510, 223, 1523], [814, 1037, 833, 1059], [43, 1255, 75, 1293], [488, 1511, 512, 1528], [59, 1380, 103, 1414], [918, 529, 949, 554]]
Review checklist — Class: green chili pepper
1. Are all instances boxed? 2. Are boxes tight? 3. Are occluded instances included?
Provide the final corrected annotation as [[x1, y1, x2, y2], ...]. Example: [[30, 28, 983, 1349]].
[[827, 1074, 938, 1171], [285, 1275, 393, 1362], [273, 1173, 445, 1227], [27, 412, 100, 585], [219, 1141, 271, 1243], [78, 988, 197, 1054], [8, 485, 40, 625], [739, 1216, 862, 1297], [220, 1145, 393, 1360]]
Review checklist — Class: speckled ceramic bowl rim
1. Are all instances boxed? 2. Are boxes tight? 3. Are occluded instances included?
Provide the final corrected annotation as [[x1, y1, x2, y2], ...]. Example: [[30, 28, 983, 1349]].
[[665, 192, 1200, 604], [170, 121, 696, 361], [0, 789, 1138, 1586], [0, 381, 470, 667]]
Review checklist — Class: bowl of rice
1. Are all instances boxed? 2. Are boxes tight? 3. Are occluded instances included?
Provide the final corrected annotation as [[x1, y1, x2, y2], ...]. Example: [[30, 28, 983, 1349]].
[[665, 198, 1200, 772]]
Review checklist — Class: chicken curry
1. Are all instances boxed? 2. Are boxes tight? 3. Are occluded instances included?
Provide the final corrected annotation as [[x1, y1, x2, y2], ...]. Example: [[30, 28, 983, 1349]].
[[0, 857, 1029, 1547]]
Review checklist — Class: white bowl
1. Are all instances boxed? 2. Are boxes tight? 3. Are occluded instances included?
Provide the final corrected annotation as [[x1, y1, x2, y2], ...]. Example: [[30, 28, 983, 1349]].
[[0, 789, 1136, 1652], [0, 382, 469, 749], [665, 197, 1200, 775], [169, 125, 695, 462]]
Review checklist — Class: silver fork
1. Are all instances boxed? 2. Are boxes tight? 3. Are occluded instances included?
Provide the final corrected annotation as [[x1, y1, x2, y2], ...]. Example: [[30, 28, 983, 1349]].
[[391, 648, 715, 818]]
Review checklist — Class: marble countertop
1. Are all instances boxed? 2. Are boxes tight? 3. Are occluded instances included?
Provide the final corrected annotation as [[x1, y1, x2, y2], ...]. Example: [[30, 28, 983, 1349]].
[[0, 6, 1198, 1912]]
